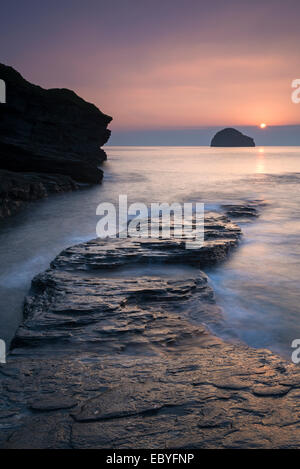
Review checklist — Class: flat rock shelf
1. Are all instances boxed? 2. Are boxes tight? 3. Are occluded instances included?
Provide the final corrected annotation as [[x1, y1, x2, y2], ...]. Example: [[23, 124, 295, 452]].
[[0, 212, 300, 449]]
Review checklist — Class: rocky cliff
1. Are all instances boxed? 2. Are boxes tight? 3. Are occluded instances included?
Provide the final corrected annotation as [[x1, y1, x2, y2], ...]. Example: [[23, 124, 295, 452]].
[[211, 128, 255, 147], [0, 64, 112, 217]]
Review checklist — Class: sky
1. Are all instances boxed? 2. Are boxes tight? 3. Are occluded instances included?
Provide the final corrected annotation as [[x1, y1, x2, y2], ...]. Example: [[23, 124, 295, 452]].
[[1, 0, 300, 144]]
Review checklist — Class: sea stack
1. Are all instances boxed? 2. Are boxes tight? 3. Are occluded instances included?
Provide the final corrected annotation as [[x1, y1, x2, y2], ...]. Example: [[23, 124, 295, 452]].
[[0, 64, 112, 183], [211, 128, 255, 147]]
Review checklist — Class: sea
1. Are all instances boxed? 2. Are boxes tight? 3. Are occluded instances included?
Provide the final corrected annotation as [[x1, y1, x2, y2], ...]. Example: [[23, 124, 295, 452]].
[[1, 146, 300, 359]]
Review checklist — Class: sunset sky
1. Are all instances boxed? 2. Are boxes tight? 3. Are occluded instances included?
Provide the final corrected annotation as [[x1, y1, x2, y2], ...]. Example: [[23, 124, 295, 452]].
[[1, 0, 300, 142]]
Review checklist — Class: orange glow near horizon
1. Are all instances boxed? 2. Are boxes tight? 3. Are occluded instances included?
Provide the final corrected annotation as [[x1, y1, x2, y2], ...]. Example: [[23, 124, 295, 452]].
[[73, 49, 300, 130], [84, 60, 299, 129], [8, 2, 300, 131]]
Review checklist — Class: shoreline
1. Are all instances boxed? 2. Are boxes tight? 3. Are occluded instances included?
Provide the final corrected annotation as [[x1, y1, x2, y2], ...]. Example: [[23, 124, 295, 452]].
[[0, 168, 81, 219], [1, 206, 300, 448]]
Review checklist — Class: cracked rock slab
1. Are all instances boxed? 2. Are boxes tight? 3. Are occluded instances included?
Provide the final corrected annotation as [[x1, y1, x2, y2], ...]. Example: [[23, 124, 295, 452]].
[[1, 214, 300, 448]]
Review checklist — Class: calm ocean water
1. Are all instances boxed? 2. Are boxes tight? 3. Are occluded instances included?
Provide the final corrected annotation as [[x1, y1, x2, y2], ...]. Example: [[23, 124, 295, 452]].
[[1, 146, 300, 358]]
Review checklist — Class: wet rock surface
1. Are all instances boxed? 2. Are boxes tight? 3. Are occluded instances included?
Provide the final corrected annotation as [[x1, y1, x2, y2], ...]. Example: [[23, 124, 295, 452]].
[[221, 200, 267, 219], [0, 169, 79, 218], [1, 214, 300, 448]]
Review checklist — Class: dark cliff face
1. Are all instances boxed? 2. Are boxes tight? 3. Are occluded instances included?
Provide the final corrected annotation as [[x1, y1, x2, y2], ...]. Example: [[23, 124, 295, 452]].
[[211, 128, 255, 147], [0, 64, 112, 183], [2, 208, 300, 448]]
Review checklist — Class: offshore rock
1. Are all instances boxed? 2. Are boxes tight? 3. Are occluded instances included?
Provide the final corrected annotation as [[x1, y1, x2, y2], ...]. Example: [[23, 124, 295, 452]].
[[211, 128, 255, 147]]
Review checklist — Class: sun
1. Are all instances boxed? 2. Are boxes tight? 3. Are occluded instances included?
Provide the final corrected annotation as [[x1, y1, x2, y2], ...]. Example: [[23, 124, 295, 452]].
[[260, 123, 267, 129]]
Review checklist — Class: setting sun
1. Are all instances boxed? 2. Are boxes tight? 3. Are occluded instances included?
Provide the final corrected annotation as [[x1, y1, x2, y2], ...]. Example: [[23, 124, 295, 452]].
[[260, 123, 267, 129]]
